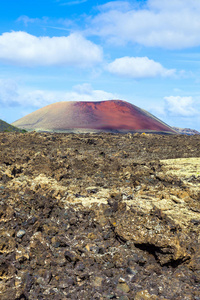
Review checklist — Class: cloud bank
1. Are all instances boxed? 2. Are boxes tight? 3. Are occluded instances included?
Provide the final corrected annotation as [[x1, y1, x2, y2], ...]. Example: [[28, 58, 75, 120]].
[[0, 31, 102, 67], [107, 56, 175, 78], [89, 0, 200, 49], [0, 79, 116, 109], [164, 96, 198, 117], [0, 79, 19, 106]]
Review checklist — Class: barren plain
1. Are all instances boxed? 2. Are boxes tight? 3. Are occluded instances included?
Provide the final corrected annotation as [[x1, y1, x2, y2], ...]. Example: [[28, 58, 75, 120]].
[[0, 132, 200, 299]]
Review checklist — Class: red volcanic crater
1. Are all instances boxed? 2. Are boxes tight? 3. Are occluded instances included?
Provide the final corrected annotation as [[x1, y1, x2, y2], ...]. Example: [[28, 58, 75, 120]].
[[12, 100, 176, 133]]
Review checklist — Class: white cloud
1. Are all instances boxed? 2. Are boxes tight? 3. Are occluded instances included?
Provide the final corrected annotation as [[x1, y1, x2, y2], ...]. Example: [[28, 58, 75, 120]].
[[148, 0, 200, 11], [17, 15, 74, 32], [89, 0, 200, 49], [164, 96, 198, 117], [0, 79, 19, 106], [107, 56, 175, 78], [0, 79, 116, 108], [98, 1, 131, 12], [17, 16, 45, 26], [60, 0, 88, 6], [19, 84, 117, 107], [0, 31, 103, 67], [71, 83, 117, 100]]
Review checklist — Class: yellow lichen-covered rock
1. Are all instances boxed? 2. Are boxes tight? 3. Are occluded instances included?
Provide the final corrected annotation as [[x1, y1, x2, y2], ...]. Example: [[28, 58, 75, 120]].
[[134, 290, 160, 300]]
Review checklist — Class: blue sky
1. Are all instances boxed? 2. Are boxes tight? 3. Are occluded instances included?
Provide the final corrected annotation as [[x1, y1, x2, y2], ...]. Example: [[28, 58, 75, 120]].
[[1, 0, 200, 130]]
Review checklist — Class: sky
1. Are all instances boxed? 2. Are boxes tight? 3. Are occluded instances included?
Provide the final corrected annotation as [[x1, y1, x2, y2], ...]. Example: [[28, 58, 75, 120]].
[[1, 0, 200, 130]]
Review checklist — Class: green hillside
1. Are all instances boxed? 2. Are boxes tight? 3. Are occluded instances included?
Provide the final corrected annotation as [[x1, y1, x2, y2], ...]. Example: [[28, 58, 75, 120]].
[[0, 119, 26, 133]]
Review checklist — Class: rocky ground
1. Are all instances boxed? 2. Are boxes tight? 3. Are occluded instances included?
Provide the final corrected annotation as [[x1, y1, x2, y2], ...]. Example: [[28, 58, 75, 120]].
[[0, 132, 200, 300]]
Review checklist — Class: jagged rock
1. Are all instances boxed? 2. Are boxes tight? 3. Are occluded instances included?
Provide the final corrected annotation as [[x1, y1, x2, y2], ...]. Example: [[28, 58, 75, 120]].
[[16, 230, 26, 238]]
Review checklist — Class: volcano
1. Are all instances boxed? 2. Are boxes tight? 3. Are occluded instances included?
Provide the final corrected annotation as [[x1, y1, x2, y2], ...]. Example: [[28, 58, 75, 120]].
[[12, 100, 176, 134]]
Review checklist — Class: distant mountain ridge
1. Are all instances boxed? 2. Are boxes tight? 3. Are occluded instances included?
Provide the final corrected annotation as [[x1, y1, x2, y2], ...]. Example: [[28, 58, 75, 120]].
[[172, 127, 200, 135], [12, 100, 177, 134], [0, 119, 25, 132]]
